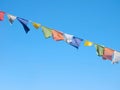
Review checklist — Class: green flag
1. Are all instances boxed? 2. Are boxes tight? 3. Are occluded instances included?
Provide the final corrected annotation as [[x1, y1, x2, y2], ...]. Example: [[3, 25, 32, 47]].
[[95, 44, 104, 56], [41, 26, 52, 38]]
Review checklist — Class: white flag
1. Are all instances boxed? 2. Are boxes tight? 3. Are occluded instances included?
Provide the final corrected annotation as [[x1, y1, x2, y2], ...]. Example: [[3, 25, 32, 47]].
[[64, 33, 73, 43], [7, 14, 16, 24], [112, 51, 120, 64]]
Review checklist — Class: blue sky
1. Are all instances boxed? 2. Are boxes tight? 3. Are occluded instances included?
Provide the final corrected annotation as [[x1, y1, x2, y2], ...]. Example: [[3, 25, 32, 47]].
[[0, 0, 120, 90]]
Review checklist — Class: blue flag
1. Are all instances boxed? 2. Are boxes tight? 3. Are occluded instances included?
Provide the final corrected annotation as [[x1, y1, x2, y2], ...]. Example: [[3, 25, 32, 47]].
[[69, 37, 83, 49], [17, 17, 30, 33]]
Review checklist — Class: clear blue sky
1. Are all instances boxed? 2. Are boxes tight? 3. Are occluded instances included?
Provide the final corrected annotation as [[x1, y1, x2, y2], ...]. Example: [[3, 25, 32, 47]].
[[0, 0, 120, 90]]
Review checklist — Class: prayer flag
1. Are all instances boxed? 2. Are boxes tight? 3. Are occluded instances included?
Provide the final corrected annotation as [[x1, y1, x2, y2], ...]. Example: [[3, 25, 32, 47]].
[[102, 48, 114, 60], [17, 17, 30, 33], [52, 30, 64, 41], [32, 22, 41, 29], [7, 14, 16, 24], [95, 44, 104, 56], [64, 33, 73, 43], [69, 37, 83, 49], [112, 51, 120, 64], [84, 40, 93, 46], [0, 11, 5, 21], [41, 26, 52, 38]]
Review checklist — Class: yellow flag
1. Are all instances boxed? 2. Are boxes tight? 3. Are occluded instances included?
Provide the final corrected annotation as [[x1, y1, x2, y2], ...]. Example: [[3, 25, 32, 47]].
[[32, 22, 41, 29], [84, 40, 93, 46]]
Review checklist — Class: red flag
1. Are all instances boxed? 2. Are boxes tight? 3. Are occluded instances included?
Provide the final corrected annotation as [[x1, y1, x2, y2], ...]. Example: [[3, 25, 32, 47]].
[[0, 11, 5, 21]]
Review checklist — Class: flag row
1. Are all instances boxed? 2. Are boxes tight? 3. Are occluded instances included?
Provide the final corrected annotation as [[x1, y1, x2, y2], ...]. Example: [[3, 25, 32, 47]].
[[0, 11, 120, 64]]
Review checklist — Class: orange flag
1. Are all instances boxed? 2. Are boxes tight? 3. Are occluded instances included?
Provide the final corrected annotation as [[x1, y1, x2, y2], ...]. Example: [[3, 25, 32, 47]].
[[52, 30, 64, 41], [102, 48, 114, 60]]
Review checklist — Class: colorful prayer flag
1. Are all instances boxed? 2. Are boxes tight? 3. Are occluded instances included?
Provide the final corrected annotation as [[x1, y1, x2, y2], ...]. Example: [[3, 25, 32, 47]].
[[84, 40, 93, 46], [64, 33, 73, 43], [112, 51, 120, 64], [69, 37, 83, 49], [0, 11, 5, 21], [17, 17, 30, 33], [7, 14, 16, 24], [95, 44, 104, 56], [32, 22, 41, 29], [102, 48, 114, 60], [52, 30, 64, 41], [41, 26, 52, 38]]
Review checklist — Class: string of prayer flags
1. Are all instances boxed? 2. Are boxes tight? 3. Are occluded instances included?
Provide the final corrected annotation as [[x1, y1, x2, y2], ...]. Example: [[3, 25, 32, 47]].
[[17, 17, 30, 33], [69, 37, 83, 49], [95, 44, 104, 56], [41, 26, 52, 38], [102, 48, 114, 60], [32, 22, 41, 29], [7, 14, 16, 24], [112, 51, 120, 64], [0, 11, 5, 21], [84, 40, 93, 46], [52, 30, 64, 41], [1, 10, 120, 64]]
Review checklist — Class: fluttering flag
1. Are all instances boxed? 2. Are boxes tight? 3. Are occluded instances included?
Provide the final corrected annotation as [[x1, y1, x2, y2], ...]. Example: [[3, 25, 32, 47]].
[[41, 26, 52, 38], [112, 51, 120, 64], [52, 30, 64, 41], [69, 37, 83, 49], [32, 22, 41, 29], [0, 11, 5, 21], [102, 48, 114, 60], [17, 17, 30, 33], [84, 40, 93, 46], [95, 44, 104, 56], [7, 14, 16, 24], [64, 33, 83, 48], [64, 33, 73, 43]]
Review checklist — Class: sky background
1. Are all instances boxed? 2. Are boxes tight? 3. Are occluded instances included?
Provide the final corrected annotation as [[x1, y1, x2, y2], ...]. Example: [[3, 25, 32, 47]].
[[0, 0, 120, 90]]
